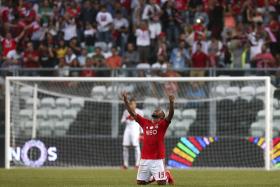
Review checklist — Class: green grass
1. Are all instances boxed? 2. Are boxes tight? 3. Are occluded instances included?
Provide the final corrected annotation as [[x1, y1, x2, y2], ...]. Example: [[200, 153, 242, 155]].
[[0, 169, 280, 187]]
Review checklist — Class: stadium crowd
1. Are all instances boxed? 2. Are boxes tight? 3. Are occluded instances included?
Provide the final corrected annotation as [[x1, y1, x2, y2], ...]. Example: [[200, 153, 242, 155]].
[[0, 0, 279, 77]]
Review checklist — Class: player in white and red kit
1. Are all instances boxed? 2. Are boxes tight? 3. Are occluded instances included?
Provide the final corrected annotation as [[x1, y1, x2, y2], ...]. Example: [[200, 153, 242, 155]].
[[121, 98, 143, 169], [122, 92, 175, 185]]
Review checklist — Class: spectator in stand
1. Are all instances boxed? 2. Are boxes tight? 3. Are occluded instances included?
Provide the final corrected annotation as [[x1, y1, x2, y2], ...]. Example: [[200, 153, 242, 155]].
[[79, 1, 98, 26], [252, 45, 276, 69], [208, 0, 224, 38], [156, 32, 169, 59], [113, 11, 129, 55], [65, 48, 77, 67], [78, 48, 89, 67], [1, 47, 22, 74], [152, 54, 168, 70], [170, 40, 190, 70], [248, 31, 265, 61], [70, 58, 80, 77], [56, 40, 68, 59], [69, 37, 81, 55], [191, 42, 209, 77], [132, 0, 146, 27], [55, 57, 69, 77], [38, 42, 55, 69], [161, 0, 182, 48], [92, 47, 106, 76], [23, 42, 40, 75], [106, 47, 122, 69], [207, 37, 222, 67], [192, 34, 208, 54], [192, 17, 206, 41], [123, 43, 140, 68], [142, 0, 162, 62], [194, 4, 209, 27], [39, 0, 53, 25], [81, 57, 96, 77], [83, 22, 96, 49], [96, 5, 113, 44], [142, 0, 162, 25], [66, 1, 81, 18], [62, 18, 77, 42], [0, 29, 26, 58], [135, 21, 150, 63]]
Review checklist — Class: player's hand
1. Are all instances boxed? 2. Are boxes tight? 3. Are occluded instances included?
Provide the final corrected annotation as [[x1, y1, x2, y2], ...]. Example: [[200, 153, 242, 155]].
[[169, 95, 175, 103], [122, 91, 128, 101]]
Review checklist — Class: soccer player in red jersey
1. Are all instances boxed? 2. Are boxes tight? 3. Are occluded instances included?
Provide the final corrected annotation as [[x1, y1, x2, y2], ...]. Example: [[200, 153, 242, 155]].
[[122, 92, 175, 185]]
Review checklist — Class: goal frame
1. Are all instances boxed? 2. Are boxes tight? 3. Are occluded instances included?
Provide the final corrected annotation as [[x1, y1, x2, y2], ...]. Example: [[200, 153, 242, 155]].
[[5, 76, 272, 170]]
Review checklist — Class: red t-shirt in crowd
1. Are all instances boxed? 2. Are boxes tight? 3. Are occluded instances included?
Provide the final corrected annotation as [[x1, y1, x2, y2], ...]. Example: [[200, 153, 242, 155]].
[[136, 114, 170, 159], [192, 51, 208, 68], [175, 0, 188, 11], [23, 51, 40, 68], [1, 39, 17, 57]]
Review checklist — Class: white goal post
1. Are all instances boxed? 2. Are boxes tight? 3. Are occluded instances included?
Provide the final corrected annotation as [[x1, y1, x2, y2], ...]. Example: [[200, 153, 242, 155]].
[[5, 76, 277, 170]]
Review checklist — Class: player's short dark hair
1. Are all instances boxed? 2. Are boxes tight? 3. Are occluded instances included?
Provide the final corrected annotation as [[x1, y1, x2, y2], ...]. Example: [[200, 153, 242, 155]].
[[129, 97, 136, 103]]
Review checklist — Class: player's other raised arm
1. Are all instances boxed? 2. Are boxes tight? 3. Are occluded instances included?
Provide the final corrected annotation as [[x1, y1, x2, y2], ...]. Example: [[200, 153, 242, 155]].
[[122, 92, 137, 120], [166, 95, 175, 122]]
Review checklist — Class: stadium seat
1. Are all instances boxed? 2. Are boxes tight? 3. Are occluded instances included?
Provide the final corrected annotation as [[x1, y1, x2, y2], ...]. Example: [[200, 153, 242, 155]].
[[165, 127, 173, 137], [106, 86, 114, 99], [19, 109, 33, 122], [91, 86, 106, 100], [181, 109, 196, 120], [63, 109, 78, 127], [54, 121, 68, 136], [240, 86, 255, 101], [256, 86, 265, 97], [48, 109, 63, 123], [250, 121, 265, 136], [226, 87, 240, 100], [214, 86, 226, 98], [39, 120, 52, 128], [25, 98, 40, 109], [19, 86, 33, 99], [173, 121, 187, 136], [41, 97, 55, 110], [180, 119, 194, 131], [256, 110, 265, 121], [56, 98, 70, 109], [23, 122, 33, 137], [144, 97, 158, 109], [173, 109, 182, 120], [38, 121, 53, 137], [37, 108, 48, 122], [39, 128, 52, 137], [70, 98, 84, 109]]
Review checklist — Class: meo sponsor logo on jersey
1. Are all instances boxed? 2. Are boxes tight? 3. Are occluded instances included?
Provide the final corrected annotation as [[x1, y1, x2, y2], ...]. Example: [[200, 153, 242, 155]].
[[145, 125, 159, 135]]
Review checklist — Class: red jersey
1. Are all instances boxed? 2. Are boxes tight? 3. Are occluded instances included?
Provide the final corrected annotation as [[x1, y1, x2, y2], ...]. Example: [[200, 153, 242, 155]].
[[192, 51, 208, 68], [23, 51, 40, 68], [1, 39, 17, 57], [136, 114, 170, 159]]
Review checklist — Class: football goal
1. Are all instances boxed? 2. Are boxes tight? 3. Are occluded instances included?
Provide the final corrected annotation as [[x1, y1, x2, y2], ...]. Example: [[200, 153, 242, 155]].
[[5, 76, 279, 170]]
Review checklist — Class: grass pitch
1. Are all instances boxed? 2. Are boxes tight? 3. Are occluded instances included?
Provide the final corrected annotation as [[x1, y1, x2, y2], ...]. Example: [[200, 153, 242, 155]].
[[0, 168, 280, 187]]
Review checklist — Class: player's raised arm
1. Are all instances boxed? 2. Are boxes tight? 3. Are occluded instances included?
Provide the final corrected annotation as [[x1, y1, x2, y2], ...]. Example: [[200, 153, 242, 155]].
[[122, 92, 137, 120], [166, 95, 175, 122]]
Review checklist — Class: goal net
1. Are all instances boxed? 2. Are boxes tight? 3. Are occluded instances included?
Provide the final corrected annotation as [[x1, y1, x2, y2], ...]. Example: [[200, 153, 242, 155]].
[[5, 77, 279, 170]]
